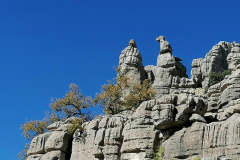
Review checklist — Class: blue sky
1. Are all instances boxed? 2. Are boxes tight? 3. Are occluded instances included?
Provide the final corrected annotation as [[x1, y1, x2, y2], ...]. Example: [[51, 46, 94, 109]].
[[1, 0, 240, 159]]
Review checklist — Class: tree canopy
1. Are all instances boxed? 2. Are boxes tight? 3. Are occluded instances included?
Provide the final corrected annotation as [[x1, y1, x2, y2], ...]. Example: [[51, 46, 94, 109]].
[[95, 68, 155, 114], [19, 70, 155, 159], [18, 84, 93, 160]]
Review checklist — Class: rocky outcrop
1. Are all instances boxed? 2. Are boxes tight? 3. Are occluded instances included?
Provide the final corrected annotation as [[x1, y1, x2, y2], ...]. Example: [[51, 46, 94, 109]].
[[26, 38, 240, 160], [191, 41, 232, 88], [119, 39, 147, 95], [26, 119, 75, 160], [163, 114, 240, 160], [227, 41, 240, 69], [145, 36, 191, 98], [71, 115, 127, 160]]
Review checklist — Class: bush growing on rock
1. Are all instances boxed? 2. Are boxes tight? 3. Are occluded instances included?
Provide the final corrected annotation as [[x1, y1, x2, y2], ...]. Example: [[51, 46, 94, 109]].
[[209, 69, 232, 86], [153, 145, 164, 160], [50, 83, 94, 120], [94, 67, 155, 114], [18, 84, 94, 160]]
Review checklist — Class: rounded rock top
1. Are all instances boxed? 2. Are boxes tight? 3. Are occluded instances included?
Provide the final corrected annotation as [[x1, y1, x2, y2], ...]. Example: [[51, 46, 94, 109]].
[[129, 39, 137, 48]]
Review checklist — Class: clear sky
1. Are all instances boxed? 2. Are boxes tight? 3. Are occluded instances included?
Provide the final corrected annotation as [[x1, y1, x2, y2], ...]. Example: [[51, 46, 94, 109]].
[[1, 0, 240, 159]]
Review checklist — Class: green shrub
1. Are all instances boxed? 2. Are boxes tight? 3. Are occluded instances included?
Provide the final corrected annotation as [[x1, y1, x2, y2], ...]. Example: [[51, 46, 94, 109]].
[[209, 69, 232, 86], [153, 144, 164, 160], [234, 59, 240, 66]]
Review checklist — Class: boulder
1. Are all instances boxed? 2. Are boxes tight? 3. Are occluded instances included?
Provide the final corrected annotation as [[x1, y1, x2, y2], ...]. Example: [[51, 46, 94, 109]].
[[27, 132, 52, 156], [45, 124, 73, 153]]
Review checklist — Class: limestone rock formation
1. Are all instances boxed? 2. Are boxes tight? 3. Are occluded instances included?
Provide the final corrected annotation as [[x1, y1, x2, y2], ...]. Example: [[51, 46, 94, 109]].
[[26, 38, 240, 160], [26, 118, 74, 160], [163, 114, 240, 160], [191, 41, 233, 88], [227, 41, 240, 69], [145, 36, 189, 98], [119, 39, 147, 94]]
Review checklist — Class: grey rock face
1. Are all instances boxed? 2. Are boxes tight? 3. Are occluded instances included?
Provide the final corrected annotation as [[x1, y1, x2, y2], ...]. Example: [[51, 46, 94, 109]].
[[121, 101, 160, 160], [157, 52, 175, 68], [163, 114, 240, 160], [151, 92, 207, 130], [119, 40, 147, 95], [27, 132, 52, 156], [227, 41, 240, 69], [26, 154, 42, 160], [70, 115, 127, 160], [206, 69, 240, 113], [189, 114, 206, 123], [26, 117, 75, 160], [156, 36, 172, 54], [70, 100, 160, 160], [149, 36, 190, 98], [40, 151, 66, 160], [45, 124, 73, 153], [47, 121, 63, 131], [191, 41, 232, 88]]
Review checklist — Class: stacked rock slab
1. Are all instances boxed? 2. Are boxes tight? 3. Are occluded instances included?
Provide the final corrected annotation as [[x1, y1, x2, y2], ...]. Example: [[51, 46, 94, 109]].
[[145, 36, 189, 98], [70, 100, 161, 160], [227, 41, 240, 69], [70, 115, 127, 160], [119, 39, 147, 95], [26, 118, 75, 160], [163, 114, 240, 160], [206, 67, 240, 119]]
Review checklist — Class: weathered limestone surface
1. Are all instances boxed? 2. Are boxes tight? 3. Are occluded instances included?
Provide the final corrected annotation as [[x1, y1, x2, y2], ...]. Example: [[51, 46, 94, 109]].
[[206, 69, 240, 117], [227, 41, 240, 69], [27, 132, 52, 156], [26, 39, 240, 160], [70, 115, 127, 160], [163, 114, 240, 160], [119, 39, 147, 95], [191, 41, 232, 88], [26, 119, 73, 160], [121, 100, 160, 160], [146, 36, 189, 98], [40, 151, 66, 160]]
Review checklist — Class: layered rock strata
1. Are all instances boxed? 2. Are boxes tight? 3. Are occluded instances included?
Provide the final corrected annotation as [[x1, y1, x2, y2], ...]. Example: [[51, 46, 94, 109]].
[[119, 39, 147, 95]]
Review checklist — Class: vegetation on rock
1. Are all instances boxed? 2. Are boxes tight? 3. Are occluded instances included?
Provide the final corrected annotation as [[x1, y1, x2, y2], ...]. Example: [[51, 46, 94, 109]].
[[234, 59, 240, 66], [67, 118, 84, 135], [19, 71, 155, 159], [153, 145, 165, 160], [94, 67, 155, 114], [18, 84, 93, 160], [17, 143, 29, 160], [50, 83, 94, 120], [209, 69, 232, 86]]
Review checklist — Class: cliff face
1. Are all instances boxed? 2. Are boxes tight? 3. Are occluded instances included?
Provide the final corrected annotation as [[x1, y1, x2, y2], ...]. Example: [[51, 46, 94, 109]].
[[26, 38, 240, 160]]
